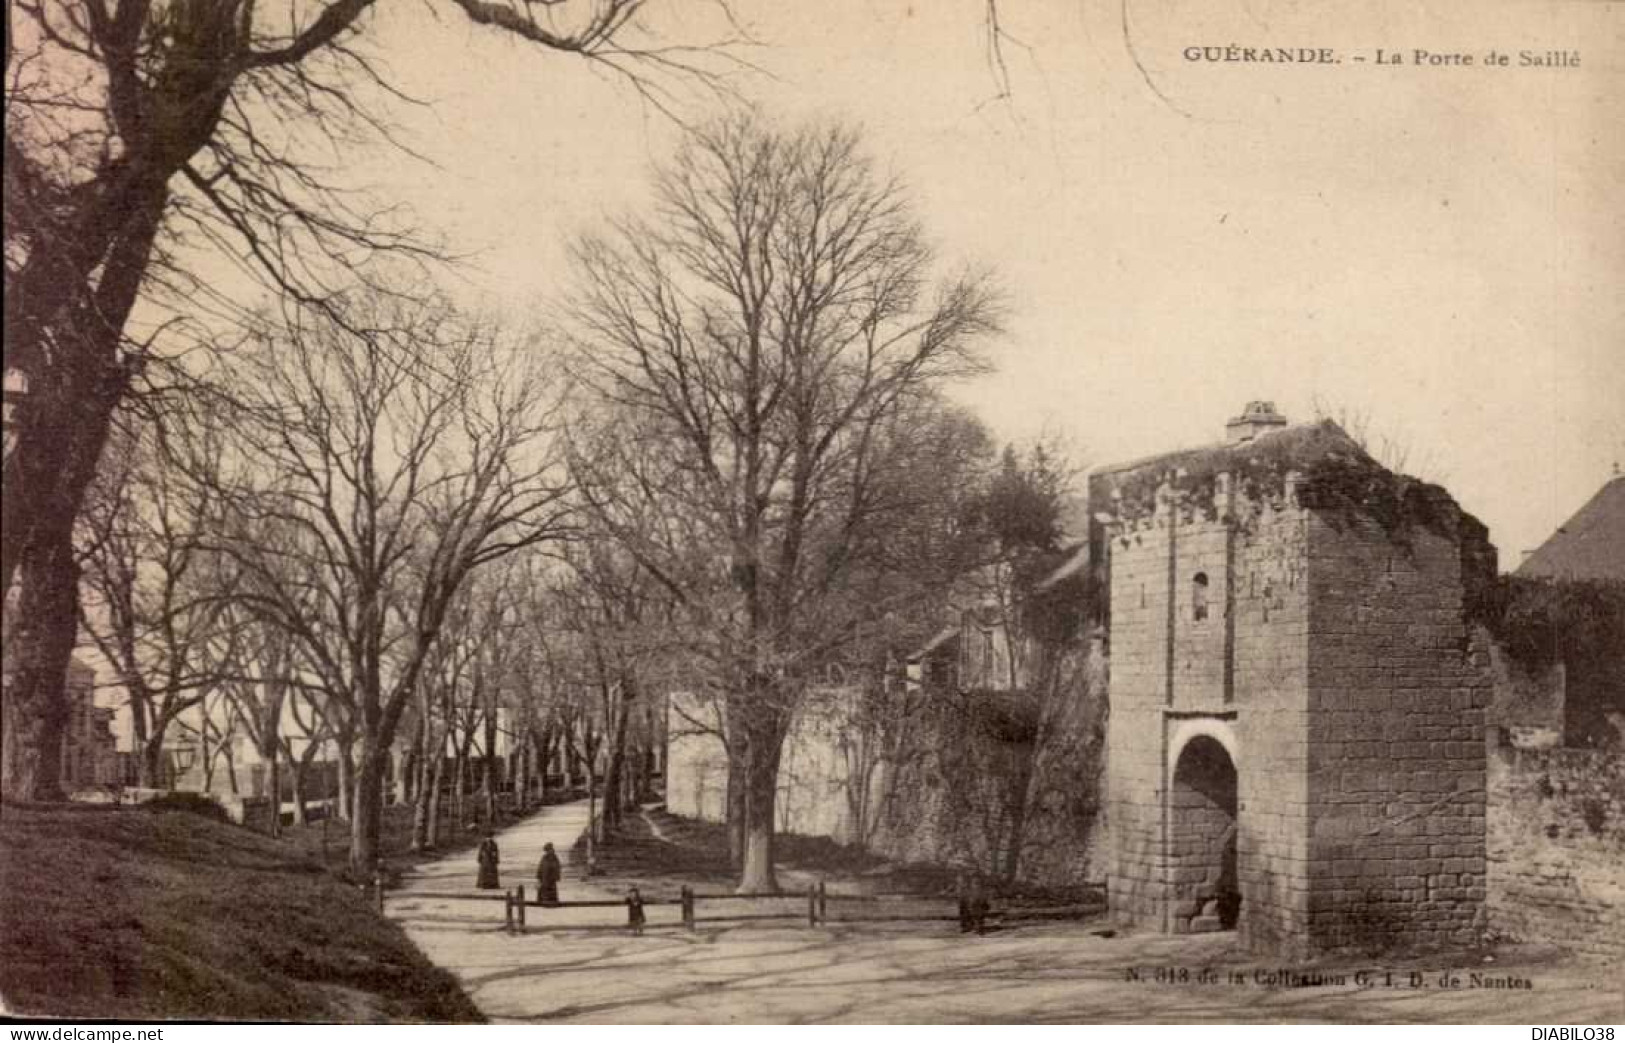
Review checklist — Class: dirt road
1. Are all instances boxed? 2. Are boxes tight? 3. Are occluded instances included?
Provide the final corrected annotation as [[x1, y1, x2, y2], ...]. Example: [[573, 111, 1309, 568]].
[[387, 802, 1623, 1024]]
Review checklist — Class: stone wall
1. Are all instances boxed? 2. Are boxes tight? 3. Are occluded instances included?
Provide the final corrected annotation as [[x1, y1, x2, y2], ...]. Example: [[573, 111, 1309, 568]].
[[665, 688, 876, 844], [663, 670, 1110, 888], [665, 695, 730, 824], [1303, 511, 1491, 954], [1227, 503, 1313, 951], [1487, 745, 1625, 960]]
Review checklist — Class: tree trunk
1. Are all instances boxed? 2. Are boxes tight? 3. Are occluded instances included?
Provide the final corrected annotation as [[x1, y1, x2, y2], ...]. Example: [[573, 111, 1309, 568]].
[[452, 737, 470, 828], [410, 715, 434, 850], [726, 762, 746, 870], [482, 708, 498, 824], [282, 742, 311, 827], [200, 727, 216, 793], [127, 690, 153, 789], [410, 779, 430, 852], [425, 741, 447, 849], [736, 733, 783, 893], [561, 720, 578, 789], [0, 525, 80, 802], [585, 731, 603, 843], [388, 743, 406, 806], [141, 731, 166, 790], [513, 730, 529, 812], [537, 725, 552, 804], [587, 768, 598, 844], [409, 739, 429, 851], [267, 742, 283, 838], [257, 687, 285, 837], [404, 744, 419, 807], [603, 705, 629, 831], [730, 688, 790, 894], [225, 740, 239, 796], [336, 740, 355, 821], [640, 706, 657, 801], [348, 741, 387, 877], [2, 182, 161, 798]]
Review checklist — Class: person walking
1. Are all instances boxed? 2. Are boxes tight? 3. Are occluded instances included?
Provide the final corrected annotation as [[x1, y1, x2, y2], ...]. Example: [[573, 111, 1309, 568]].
[[536, 842, 562, 905], [626, 887, 647, 936], [476, 832, 501, 889], [967, 873, 990, 935], [958, 870, 989, 935]]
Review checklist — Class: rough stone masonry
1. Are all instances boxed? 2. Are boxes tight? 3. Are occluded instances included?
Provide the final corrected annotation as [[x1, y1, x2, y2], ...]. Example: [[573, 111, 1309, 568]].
[[1090, 403, 1496, 956]]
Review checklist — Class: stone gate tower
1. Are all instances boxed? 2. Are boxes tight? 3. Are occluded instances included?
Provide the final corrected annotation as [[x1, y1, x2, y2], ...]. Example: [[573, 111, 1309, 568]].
[[1090, 405, 1496, 955]]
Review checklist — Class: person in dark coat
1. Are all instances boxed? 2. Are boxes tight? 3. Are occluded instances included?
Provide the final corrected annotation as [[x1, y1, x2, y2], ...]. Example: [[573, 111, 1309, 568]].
[[626, 887, 646, 936], [536, 842, 562, 905], [476, 832, 500, 889], [958, 870, 989, 935]]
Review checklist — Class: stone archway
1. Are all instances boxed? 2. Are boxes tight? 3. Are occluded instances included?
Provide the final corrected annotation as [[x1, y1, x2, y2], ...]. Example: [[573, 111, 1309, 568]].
[[1167, 735, 1240, 933]]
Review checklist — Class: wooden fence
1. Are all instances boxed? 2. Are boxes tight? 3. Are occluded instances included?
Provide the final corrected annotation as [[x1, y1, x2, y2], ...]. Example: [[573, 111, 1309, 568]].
[[379, 878, 1106, 934]]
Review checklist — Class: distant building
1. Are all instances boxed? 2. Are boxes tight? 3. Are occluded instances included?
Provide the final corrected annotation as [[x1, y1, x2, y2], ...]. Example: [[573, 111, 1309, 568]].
[[61, 656, 120, 790], [1517, 471, 1625, 582], [1501, 471, 1625, 748]]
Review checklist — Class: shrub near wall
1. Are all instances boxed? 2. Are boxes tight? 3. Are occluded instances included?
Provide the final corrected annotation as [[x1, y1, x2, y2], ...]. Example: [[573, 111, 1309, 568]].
[[875, 657, 1109, 889], [1487, 745, 1625, 960]]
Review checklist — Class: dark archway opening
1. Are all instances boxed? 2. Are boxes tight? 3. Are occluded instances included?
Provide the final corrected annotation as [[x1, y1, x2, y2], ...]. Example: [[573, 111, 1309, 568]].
[[1168, 735, 1240, 932]]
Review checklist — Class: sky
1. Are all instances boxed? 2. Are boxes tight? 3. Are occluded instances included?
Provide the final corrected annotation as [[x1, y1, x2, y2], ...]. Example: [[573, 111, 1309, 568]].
[[287, 0, 1625, 564], [80, 0, 1625, 751]]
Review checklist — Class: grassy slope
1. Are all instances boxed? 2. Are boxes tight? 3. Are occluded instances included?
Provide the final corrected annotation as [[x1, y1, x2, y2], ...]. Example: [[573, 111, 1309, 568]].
[[0, 803, 481, 1022]]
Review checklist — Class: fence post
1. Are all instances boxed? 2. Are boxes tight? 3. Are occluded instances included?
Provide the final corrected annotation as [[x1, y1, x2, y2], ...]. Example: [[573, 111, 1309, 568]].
[[504, 890, 514, 933], [818, 879, 827, 924], [681, 885, 694, 931], [517, 884, 527, 934], [807, 884, 817, 928]]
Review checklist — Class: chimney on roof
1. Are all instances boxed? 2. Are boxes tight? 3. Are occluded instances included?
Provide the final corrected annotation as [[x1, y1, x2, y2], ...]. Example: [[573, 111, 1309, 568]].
[[1225, 400, 1288, 444]]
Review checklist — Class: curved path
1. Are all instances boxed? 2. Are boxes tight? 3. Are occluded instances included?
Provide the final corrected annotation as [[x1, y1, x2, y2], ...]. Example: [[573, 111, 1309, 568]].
[[387, 799, 628, 929], [388, 801, 1624, 1024]]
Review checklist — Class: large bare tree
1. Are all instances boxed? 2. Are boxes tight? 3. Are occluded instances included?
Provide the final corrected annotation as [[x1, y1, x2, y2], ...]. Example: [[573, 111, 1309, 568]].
[[567, 115, 1002, 891]]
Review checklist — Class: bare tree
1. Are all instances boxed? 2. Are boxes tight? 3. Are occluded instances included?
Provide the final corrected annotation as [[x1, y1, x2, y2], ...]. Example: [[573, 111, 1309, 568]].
[[920, 440, 1104, 882], [567, 115, 1002, 891], [218, 604, 299, 835], [1, 0, 744, 801], [77, 414, 242, 787], [1310, 398, 1443, 482], [202, 289, 575, 874], [527, 528, 689, 839], [279, 683, 334, 827]]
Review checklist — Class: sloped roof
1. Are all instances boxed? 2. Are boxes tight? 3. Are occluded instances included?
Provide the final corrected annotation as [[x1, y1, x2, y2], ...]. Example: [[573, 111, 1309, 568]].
[[1090, 419, 1361, 484], [1088, 419, 1491, 560], [1517, 474, 1625, 581]]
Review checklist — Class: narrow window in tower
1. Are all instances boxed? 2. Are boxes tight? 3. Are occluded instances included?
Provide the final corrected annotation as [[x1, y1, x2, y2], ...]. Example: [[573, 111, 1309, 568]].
[[1193, 572, 1210, 622]]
